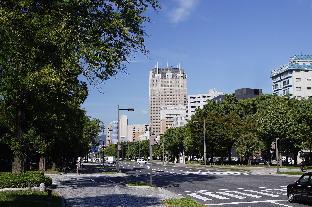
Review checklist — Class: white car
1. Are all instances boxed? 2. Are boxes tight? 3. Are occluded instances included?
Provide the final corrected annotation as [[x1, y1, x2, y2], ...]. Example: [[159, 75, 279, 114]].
[[137, 159, 147, 165]]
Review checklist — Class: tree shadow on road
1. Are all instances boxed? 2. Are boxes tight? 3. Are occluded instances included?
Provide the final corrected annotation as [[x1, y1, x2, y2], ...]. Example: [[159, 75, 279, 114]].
[[64, 194, 164, 207]]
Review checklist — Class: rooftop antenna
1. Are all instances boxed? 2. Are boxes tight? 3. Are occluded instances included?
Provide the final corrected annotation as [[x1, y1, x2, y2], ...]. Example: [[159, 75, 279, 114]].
[[178, 63, 181, 73], [166, 61, 169, 68], [156, 62, 159, 73]]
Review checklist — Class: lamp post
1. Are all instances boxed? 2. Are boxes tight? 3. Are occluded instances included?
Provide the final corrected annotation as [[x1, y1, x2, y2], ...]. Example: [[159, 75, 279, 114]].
[[276, 138, 280, 173], [116, 105, 134, 172]]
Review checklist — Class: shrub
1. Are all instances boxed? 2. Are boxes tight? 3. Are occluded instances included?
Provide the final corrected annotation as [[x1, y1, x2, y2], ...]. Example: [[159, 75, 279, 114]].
[[0, 171, 52, 188]]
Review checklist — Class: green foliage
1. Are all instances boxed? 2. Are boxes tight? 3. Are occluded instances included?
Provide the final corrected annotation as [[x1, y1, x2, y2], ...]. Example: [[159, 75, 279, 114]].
[[103, 144, 117, 157], [0, 0, 158, 172], [0, 190, 62, 207], [162, 94, 312, 165], [0, 171, 52, 188], [164, 197, 205, 207], [125, 140, 150, 159]]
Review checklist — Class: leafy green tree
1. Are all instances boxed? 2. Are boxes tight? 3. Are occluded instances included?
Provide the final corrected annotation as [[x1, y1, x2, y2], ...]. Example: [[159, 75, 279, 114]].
[[104, 144, 117, 157], [0, 0, 158, 172]]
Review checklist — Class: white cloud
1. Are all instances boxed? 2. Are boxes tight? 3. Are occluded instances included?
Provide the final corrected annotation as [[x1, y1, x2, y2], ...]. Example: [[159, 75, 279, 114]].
[[169, 0, 199, 24]]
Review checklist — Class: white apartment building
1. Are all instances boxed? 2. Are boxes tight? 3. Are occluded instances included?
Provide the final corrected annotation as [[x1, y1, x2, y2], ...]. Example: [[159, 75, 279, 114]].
[[187, 89, 224, 118], [160, 105, 187, 134], [149, 65, 187, 137], [127, 124, 149, 142], [119, 115, 128, 142], [271, 55, 312, 99]]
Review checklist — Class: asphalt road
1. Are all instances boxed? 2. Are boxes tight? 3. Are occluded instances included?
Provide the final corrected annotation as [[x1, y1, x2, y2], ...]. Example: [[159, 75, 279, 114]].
[[115, 161, 311, 207]]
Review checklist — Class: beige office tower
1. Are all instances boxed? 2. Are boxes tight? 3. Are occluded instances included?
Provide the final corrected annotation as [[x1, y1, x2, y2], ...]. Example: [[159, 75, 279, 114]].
[[149, 64, 187, 139]]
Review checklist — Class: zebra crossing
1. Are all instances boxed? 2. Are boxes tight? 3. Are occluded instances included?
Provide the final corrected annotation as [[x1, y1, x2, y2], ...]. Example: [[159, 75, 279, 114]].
[[186, 186, 288, 205], [121, 163, 249, 176], [153, 169, 249, 176]]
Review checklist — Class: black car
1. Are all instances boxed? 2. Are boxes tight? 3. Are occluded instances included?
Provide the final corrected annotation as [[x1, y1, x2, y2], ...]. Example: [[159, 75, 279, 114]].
[[287, 172, 312, 203]]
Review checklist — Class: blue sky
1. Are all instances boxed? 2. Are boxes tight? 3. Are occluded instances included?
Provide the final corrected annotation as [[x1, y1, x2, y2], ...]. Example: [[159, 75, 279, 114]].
[[82, 0, 312, 126]]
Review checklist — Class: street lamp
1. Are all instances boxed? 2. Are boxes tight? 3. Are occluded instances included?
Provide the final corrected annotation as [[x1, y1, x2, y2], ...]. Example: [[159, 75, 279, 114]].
[[116, 105, 134, 172]]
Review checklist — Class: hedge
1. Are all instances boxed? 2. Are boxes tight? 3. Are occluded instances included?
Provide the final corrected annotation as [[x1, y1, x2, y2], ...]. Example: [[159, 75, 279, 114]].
[[0, 171, 52, 188]]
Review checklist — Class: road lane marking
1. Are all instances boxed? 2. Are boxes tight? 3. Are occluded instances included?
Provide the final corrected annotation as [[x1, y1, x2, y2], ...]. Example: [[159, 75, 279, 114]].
[[237, 188, 244, 190], [274, 189, 286, 192], [225, 191, 262, 198], [200, 192, 229, 200], [216, 191, 245, 199], [188, 193, 212, 201], [218, 189, 228, 191], [206, 199, 289, 206], [244, 190, 279, 197], [259, 186, 266, 189]]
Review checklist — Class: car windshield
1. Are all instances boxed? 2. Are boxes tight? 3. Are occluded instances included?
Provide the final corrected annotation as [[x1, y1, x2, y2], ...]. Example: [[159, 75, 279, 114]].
[[298, 174, 311, 184]]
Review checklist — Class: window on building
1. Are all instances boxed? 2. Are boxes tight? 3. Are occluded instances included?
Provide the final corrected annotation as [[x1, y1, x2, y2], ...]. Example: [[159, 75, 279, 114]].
[[308, 87, 311, 90], [296, 78, 301, 82], [307, 78, 312, 81], [296, 87, 301, 91]]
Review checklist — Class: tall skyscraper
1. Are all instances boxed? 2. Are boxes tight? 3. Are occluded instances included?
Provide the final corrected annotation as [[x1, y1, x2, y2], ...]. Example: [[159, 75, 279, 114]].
[[119, 114, 128, 142], [271, 55, 312, 99], [149, 64, 187, 138]]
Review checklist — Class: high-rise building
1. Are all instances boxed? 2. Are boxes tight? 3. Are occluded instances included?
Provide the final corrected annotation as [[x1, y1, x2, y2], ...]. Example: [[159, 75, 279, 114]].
[[187, 89, 223, 118], [271, 55, 312, 99], [149, 65, 187, 137], [119, 114, 128, 142]]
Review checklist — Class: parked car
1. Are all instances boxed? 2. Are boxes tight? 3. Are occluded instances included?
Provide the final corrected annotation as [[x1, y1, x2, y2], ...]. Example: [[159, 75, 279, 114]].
[[287, 172, 312, 203], [137, 158, 147, 165]]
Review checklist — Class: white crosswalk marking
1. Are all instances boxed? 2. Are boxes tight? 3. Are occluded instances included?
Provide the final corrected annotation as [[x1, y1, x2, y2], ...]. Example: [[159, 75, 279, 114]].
[[273, 189, 286, 192], [244, 190, 279, 197], [188, 193, 212, 201], [226, 190, 262, 198], [216, 191, 245, 199], [200, 191, 229, 200]]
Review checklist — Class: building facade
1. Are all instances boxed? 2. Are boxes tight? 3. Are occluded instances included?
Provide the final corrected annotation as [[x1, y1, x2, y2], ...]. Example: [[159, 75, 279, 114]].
[[105, 121, 118, 145], [271, 55, 312, 99], [127, 124, 149, 142], [149, 65, 187, 137], [159, 105, 187, 134], [234, 88, 262, 100], [187, 89, 223, 119], [119, 115, 128, 142]]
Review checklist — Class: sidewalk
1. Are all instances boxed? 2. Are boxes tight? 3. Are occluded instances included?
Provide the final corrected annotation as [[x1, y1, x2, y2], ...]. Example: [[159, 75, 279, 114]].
[[48, 173, 181, 207]]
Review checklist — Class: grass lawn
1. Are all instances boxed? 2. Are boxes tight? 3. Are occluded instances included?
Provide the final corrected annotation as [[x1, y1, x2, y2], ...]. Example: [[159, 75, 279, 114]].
[[0, 190, 62, 207], [127, 181, 154, 187], [164, 197, 205, 207], [277, 171, 305, 176]]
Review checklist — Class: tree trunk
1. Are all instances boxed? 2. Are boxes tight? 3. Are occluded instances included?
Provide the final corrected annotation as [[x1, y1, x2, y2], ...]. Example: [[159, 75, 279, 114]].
[[228, 147, 232, 164], [52, 162, 57, 171], [12, 155, 24, 173], [39, 156, 46, 171], [12, 108, 24, 173]]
